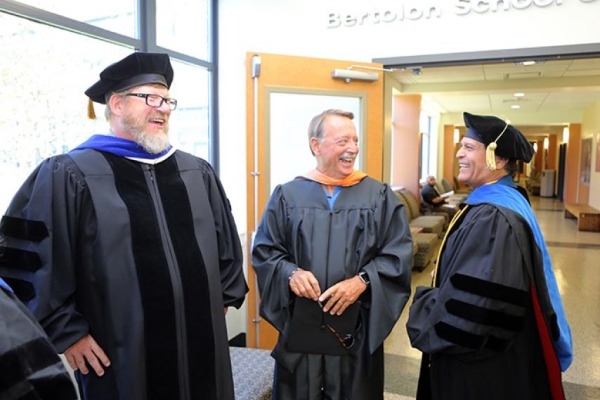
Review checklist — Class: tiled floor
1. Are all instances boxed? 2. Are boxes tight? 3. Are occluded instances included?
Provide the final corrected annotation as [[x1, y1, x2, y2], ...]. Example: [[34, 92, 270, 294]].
[[384, 195, 600, 400]]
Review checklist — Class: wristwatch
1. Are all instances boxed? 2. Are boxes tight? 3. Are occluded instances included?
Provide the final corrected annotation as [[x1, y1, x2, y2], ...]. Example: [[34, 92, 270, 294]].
[[358, 271, 370, 286]]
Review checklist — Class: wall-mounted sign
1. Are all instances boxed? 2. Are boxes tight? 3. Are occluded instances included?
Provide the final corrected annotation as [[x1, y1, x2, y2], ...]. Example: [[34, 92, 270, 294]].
[[327, 0, 595, 28]]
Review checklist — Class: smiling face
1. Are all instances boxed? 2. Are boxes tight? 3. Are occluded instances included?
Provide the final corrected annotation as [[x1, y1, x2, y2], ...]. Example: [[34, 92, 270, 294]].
[[310, 114, 359, 180], [456, 137, 508, 189], [109, 83, 172, 153]]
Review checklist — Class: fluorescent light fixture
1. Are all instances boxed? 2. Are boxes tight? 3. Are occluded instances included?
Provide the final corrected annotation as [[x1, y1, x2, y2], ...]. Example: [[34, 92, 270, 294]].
[[332, 69, 379, 83], [514, 92, 525, 97], [515, 60, 537, 66], [514, 60, 545, 66], [511, 104, 520, 109]]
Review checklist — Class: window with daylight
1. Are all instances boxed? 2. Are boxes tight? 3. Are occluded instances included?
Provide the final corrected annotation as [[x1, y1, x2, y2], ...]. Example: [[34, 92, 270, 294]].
[[0, 1, 214, 212]]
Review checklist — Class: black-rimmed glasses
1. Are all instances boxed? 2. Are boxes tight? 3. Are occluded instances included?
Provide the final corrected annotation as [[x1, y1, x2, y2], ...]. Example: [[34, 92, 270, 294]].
[[318, 300, 356, 350], [324, 324, 355, 350], [125, 93, 178, 110]]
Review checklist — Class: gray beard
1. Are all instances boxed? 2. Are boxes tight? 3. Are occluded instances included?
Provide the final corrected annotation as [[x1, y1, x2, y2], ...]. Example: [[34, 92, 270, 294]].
[[121, 112, 171, 154], [132, 130, 171, 154]]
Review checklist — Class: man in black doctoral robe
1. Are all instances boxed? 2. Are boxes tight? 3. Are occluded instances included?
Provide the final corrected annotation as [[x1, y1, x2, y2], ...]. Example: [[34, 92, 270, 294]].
[[252, 109, 413, 399], [407, 112, 572, 399], [0, 52, 248, 400]]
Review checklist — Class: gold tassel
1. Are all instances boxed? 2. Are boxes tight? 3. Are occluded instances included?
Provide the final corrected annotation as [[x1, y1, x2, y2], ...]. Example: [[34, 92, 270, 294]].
[[486, 122, 510, 170], [87, 99, 96, 119], [486, 142, 497, 170]]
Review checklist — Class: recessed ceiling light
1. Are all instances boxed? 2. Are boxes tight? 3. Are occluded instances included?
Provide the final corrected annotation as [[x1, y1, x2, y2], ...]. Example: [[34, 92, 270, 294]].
[[511, 105, 521, 109], [514, 92, 525, 97], [514, 60, 538, 66]]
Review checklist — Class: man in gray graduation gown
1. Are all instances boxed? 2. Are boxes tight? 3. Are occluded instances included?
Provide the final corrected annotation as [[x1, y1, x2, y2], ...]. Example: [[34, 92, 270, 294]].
[[252, 109, 413, 399], [0, 52, 248, 400]]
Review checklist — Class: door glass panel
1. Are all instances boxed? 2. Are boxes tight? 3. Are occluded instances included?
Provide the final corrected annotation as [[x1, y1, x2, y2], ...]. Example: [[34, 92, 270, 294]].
[[269, 92, 362, 194]]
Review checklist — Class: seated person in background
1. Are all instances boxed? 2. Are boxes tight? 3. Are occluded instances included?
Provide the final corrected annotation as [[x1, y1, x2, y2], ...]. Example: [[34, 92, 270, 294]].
[[421, 176, 445, 207], [421, 176, 457, 216]]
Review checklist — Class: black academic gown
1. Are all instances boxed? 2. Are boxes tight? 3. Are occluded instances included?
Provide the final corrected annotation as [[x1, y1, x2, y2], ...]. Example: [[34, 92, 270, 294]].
[[0, 284, 78, 400], [407, 203, 564, 400], [252, 177, 413, 400], [0, 149, 248, 400]]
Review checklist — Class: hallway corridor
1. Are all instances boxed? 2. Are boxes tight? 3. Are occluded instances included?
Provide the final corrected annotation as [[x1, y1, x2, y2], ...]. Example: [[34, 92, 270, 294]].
[[383, 195, 600, 400]]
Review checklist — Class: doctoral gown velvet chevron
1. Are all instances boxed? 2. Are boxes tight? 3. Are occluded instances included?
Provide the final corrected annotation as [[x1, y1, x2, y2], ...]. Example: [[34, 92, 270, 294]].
[[0, 148, 248, 400], [407, 181, 568, 400], [0, 281, 78, 399]]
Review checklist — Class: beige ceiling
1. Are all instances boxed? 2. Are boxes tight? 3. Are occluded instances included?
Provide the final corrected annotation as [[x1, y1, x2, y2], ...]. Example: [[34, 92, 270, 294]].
[[388, 57, 600, 131]]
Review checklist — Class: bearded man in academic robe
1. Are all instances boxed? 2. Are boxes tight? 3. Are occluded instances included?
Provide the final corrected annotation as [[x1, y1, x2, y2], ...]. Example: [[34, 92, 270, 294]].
[[0, 52, 248, 400]]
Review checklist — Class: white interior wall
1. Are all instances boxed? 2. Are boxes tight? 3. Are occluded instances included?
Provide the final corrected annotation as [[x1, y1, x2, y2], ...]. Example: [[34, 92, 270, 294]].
[[219, 0, 599, 232], [218, 0, 600, 336]]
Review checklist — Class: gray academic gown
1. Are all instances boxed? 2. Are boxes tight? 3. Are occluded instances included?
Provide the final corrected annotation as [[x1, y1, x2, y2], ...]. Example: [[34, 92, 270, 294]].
[[252, 177, 413, 400], [0, 149, 248, 400]]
